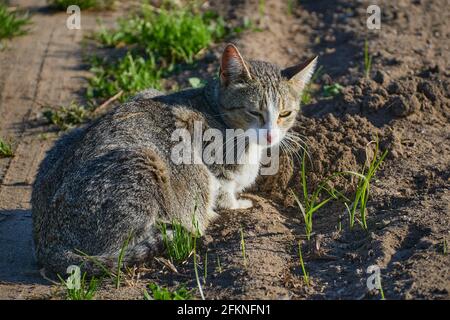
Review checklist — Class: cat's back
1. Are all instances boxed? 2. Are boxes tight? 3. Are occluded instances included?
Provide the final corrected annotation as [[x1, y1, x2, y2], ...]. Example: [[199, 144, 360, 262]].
[[32, 89, 214, 257], [32, 88, 211, 219]]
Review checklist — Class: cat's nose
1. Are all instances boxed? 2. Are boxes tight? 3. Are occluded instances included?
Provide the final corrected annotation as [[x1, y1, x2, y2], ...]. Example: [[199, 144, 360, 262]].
[[266, 129, 278, 144]]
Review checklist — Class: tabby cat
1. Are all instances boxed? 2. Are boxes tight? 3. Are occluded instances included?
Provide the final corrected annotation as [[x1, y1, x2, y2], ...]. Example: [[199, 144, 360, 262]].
[[32, 44, 317, 275]]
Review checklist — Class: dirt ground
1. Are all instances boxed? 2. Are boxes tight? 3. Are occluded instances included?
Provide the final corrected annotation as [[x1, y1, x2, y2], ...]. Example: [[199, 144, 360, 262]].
[[0, 0, 448, 300]]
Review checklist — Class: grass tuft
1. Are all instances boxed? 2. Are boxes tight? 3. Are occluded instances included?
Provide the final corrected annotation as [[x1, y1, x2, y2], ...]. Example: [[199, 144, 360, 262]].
[[143, 283, 192, 300], [0, 137, 14, 158], [87, 53, 162, 103], [87, 5, 228, 103], [345, 140, 388, 229], [43, 102, 89, 130], [159, 204, 200, 263], [0, 3, 30, 41], [291, 151, 341, 240], [292, 139, 388, 236], [58, 270, 99, 300], [47, 0, 115, 10], [323, 83, 344, 97], [97, 7, 224, 64], [160, 219, 199, 263]]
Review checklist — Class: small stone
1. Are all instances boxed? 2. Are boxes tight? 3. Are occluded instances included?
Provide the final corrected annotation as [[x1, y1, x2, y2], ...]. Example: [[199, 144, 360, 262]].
[[373, 70, 387, 85], [387, 81, 402, 94], [388, 95, 420, 117], [365, 94, 385, 111], [417, 81, 437, 102]]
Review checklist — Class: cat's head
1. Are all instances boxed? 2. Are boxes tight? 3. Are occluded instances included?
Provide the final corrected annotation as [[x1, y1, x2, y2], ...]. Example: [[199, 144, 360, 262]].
[[216, 44, 317, 147]]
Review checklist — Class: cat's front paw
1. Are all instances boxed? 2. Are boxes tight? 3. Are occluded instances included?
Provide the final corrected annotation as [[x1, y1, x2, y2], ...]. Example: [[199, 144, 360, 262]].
[[234, 198, 253, 210], [215, 190, 253, 210]]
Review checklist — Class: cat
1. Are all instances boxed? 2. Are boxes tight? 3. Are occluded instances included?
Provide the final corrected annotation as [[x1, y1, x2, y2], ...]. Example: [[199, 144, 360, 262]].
[[32, 44, 317, 275]]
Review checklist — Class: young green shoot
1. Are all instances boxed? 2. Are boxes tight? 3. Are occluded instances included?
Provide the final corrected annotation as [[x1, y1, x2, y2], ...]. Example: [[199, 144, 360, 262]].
[[193, 232, 205, 300], [291, 151, 341, 240], [258, 0, 266, 17], [74, 249, 114, 280], [378, 273, 385, 300], [240, 227, 247, 267], [364, 39, 373, 78], [203, 251, 208, 284], [115, 232, 133, 289], [345, 140, 388, 230], [287, 0, 294, 16], [72, 233, 133, 290], [443, 238, 448, 256], [337, 215, 343, 232], [216, 255, 222, 274], [298, 241, 310, 287]]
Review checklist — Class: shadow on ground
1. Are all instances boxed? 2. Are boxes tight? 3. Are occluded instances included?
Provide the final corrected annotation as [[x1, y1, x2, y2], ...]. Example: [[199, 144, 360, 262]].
[[0, 209, 47, 284]]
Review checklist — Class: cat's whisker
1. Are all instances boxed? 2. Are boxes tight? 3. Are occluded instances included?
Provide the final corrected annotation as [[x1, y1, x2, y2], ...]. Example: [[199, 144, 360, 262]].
[[288, 129, 309, 140], [280, 140, 296, 161], [283, 135, 306, 150], [281, 138, 306, 165], [285, 132, 309, 146], [286, 132, 310, 146], [286, 138, 312, 163], [283, 133, 310, 157]]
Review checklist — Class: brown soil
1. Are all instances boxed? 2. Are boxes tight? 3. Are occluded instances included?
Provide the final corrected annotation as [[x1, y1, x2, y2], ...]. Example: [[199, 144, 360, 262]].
[[0, 0, 448, 299]]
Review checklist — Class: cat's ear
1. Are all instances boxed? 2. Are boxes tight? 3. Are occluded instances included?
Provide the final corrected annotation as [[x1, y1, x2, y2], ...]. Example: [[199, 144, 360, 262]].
[[282, 56, 318, 92], [220, 44, 252, 86]]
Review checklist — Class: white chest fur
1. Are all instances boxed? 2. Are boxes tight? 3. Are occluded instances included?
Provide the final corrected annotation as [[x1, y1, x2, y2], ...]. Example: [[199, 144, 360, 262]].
[[214, 143, 263, 210], [232, 143, 263, 191]]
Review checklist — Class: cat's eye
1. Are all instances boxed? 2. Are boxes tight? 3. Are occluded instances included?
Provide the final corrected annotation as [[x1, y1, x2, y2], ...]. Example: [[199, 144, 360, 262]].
[[248, 111, 264, 121], [248, 111, 261, 117], [279, 111, 292, 118]]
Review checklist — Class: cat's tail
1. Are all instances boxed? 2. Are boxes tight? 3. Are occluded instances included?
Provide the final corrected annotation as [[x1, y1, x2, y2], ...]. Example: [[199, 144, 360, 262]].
[[40, 236, 165, 279]]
